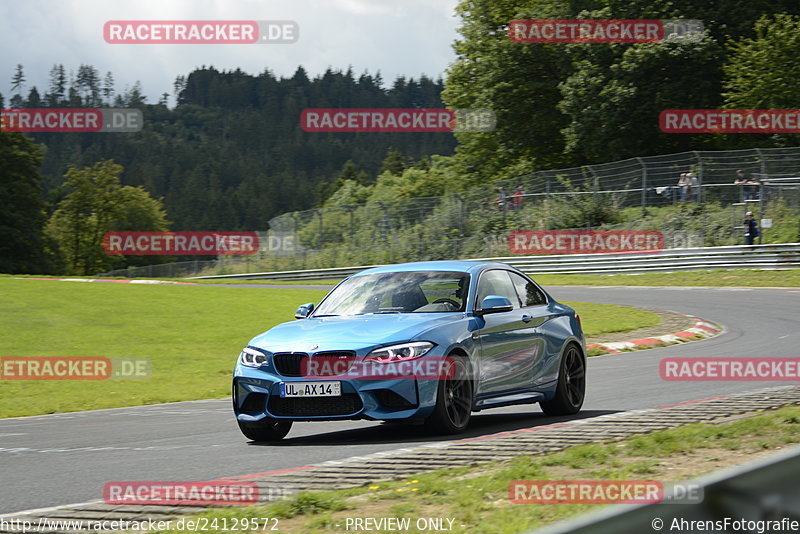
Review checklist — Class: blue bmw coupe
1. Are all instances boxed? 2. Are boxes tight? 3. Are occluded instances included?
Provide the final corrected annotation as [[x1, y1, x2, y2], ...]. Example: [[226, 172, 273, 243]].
[[233, 261, 586, 441]]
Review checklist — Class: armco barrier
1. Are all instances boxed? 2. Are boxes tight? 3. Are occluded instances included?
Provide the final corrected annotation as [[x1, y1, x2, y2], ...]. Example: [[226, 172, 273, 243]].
[[191, 243, 800, 280], [530, 443, 800, 534]]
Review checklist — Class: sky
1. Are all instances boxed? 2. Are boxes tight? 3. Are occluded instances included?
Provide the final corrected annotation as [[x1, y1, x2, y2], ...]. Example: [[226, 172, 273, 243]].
[[1, 0, 462, 106]]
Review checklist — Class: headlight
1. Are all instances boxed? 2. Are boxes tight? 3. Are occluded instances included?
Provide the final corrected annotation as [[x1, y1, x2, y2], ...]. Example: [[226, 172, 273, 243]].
[[364, 342, 434, 363], [239, 347, 268, 367]]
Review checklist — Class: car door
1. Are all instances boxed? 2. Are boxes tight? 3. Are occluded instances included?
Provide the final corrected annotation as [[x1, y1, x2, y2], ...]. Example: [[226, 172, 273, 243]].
[[507, 271, 553, 387], [473, 269, 543, 396]]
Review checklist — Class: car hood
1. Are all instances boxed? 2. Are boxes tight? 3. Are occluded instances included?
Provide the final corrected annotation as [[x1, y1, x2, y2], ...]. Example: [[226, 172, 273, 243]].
[[248, 313, 464, 353]]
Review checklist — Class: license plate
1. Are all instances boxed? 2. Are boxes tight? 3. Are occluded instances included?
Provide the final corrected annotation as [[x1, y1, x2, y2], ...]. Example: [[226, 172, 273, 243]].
[[279, 381, 341, 398]]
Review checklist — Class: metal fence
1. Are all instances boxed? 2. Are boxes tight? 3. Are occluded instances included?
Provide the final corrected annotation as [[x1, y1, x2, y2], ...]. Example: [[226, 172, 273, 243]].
[[191, 243, 800, 281], [97, 147, 800, 278], [262, 147, 800, 267]]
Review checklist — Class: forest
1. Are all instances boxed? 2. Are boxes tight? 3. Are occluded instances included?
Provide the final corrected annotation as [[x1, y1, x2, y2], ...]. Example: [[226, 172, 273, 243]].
[[4, 0, 800, 274]]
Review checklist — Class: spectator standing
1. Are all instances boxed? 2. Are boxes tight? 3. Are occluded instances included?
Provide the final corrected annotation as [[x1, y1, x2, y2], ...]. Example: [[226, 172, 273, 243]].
[[495, 186, 507, 211], [510, 186, 525, 210], [677, 173, 690, 201], [686, 172, 699, 201], [744, 211, 760, 245], [734, 169, 757, 201]]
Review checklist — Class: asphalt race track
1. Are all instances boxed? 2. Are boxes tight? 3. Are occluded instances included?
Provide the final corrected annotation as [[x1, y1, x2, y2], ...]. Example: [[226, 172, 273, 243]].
[[1, 285, 798, 515]]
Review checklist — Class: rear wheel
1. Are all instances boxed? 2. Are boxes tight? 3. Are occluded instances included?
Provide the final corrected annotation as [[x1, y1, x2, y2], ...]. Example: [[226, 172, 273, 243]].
[[424, 355, 473, 434], [237, 418, 292, 442], [540, 343, 585, 416]]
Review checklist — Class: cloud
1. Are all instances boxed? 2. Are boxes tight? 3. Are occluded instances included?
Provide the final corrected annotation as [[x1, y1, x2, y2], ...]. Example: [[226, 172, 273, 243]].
[[1, 0, 460, 105]]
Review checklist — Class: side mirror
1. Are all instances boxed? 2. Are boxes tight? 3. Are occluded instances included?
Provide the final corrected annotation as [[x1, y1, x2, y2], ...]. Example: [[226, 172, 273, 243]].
[[295, 302, 315, 319], [476, 295, 513, 316]]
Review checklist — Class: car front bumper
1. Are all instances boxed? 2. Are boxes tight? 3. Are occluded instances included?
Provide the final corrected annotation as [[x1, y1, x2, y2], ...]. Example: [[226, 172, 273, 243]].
[[233, 363, 439, 422]]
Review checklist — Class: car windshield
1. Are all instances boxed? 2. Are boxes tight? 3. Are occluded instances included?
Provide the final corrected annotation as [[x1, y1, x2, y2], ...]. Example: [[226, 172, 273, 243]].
[[312, 271, 470, 316]]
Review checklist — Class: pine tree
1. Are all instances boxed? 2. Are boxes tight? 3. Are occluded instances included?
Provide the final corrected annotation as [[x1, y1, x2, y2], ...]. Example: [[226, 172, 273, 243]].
[[0, 132, 47, 273], [47, 64, 67, 107], [102, 71, 115, 105], [10, 64, 26, 96]]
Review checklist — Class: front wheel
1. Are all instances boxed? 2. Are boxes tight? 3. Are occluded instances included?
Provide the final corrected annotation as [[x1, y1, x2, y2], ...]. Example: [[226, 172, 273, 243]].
[[237, 418, 293, 442], [424, 355, 473, 434], [540, 343, 585, 416]]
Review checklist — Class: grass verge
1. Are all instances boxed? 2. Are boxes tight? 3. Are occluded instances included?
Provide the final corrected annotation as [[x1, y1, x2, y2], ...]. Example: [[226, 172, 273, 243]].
[[561, 301, 659, 337], [182, 278, 338, 286], [162, 406, 800, 534], [0, 279, 657, 418], [8, 268, 799, 287], [161, 268, 800, 287], [0, 278, 329, 418], [535, 269, 800, 287]]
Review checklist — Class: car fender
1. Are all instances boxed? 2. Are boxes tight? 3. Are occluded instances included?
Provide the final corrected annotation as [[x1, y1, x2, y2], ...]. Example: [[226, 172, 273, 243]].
[[541, 336, 586, 399]]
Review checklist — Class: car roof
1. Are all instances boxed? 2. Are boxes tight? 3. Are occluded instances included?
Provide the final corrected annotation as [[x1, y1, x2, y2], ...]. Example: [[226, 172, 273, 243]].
[[351, 260, 515, 277]]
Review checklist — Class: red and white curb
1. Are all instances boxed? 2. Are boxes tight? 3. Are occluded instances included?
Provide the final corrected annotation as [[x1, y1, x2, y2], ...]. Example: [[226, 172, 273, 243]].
[[586, 314, 722, 354]]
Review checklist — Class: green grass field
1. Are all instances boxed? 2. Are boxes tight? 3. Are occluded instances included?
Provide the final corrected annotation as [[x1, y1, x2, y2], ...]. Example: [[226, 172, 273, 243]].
[[560, 301, 658, 337], [0, 279, 329, 418], [164, 406, 800, 534], [0, 278, 657, 418]]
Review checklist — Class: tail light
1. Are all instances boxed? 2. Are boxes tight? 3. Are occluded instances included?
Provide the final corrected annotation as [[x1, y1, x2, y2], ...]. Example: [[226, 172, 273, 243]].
[[575, 314, 582, 329]]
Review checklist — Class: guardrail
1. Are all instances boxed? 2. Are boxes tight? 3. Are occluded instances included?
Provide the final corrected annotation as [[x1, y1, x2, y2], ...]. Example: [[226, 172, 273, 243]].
[[193, 264, 378, 281], [190, 243, 800, 280], [530, 443, 800, 534]]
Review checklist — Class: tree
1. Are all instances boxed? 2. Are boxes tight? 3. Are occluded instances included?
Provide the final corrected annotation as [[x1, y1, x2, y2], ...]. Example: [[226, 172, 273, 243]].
[[10, 64, 25, 97], [443, 0, 576, 178], [559, 35, 724, 162], [17, 65, 457, 231], [0, 132, 47, 273], [173, 75, 186, 103], [26, 87, 42, 108], [723, 14, 800, 109], [338, 160, 369, 185], [102, 71, 115, 105], [45, 160, 170, 274], [123, 81, 146, 106], [75, 64, 101, 106], [47, 64, 67, 107], [110, 185, 170, 232], [380, 149, 407, 175], [444, 0, 800, 180]]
